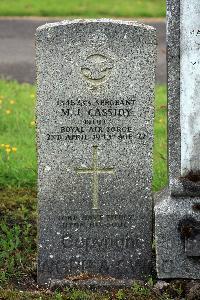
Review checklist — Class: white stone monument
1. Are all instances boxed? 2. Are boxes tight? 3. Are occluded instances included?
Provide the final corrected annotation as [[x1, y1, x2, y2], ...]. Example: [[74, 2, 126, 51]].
[[180, 0, 200, 176], [155, 0, 200, 279]]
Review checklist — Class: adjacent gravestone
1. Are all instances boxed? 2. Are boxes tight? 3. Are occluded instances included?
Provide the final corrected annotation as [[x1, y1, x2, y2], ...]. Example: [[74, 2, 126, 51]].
[[36, 19, 156, 286], [155, 0, 200, 279]]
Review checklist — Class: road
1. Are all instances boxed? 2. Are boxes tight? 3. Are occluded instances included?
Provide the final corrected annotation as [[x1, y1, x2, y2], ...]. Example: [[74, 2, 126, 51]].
[[0, 18, 166, 84]]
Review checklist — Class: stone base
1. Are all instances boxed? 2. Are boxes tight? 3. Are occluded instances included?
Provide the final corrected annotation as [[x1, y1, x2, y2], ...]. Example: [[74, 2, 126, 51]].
[[155, 189, 200, 279], [48, 278, 134, 290]]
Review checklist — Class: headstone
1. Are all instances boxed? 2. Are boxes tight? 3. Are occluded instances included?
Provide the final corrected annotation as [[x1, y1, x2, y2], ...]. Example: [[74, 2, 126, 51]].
[[36, 19, 156, 286], [155, 0, 200, 279]]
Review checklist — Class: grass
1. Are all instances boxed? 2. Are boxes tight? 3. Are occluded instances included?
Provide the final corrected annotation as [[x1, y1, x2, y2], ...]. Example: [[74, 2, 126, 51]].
[[0, 0, 166, 18], [153, 85, 167, 191], [0, 189, 37, 286], [0, 81, 36, 187], [0, 80, 167, 191]]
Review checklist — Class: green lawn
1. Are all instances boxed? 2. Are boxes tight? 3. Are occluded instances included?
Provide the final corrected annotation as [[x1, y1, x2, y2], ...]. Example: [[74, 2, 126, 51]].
[[0, 0, 165, 17], [153, 85, 167, 191], [0, 81, 36, 187], [0, 80, 167, 191]]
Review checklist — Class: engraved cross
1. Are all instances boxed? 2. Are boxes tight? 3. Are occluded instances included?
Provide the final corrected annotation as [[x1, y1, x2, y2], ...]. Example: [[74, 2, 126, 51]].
[[75, 145, 114, 210]]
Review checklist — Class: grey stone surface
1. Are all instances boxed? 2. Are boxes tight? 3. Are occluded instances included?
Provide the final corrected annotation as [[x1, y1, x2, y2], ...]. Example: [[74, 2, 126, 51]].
[[36, 19, 156, 285], [167, 0, 182, 195], [155, 189, 200, 279]]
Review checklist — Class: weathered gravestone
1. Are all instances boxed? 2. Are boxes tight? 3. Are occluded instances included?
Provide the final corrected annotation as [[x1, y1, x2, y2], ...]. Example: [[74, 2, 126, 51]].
[[36, 20, 156, 286], [155, 0, 200, 278]]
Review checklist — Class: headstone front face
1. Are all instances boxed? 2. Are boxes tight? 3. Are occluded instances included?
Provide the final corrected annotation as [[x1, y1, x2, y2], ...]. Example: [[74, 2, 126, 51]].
[[155, 0, 200, 279], [36, 20, 156, 285]]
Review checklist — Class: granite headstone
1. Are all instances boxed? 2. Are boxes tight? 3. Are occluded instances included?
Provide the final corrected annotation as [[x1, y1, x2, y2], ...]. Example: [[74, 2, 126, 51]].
[[36, 19, 156, 285], [155, 0, 200, 279]]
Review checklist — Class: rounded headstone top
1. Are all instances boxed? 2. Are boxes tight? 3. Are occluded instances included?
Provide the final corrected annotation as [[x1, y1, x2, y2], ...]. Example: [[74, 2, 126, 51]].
[[36, 19, 156, 34], [36, 19, 156, 47]]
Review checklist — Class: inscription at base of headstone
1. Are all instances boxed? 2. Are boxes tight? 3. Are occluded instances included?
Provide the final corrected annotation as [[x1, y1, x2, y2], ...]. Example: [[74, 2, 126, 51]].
[[36, 19, 156, 285]]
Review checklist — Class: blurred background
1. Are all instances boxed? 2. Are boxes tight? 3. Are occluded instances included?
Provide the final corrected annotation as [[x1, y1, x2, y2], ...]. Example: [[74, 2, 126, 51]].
[[0, 0, 166, 84]]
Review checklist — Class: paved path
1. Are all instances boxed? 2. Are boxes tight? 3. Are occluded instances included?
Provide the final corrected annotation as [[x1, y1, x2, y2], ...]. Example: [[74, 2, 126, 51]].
[[0, 18, 166, 84]]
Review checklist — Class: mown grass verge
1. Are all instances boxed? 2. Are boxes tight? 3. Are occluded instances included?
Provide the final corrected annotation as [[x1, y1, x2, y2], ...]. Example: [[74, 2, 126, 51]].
[[0, 0, 165, 18]]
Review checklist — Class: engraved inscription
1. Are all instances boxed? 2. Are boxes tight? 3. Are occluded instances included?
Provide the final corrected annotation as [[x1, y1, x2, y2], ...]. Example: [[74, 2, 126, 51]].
[[59, 214, 138, 251], [46, 95, 141, 143], [60, 214, 135, 229], [80, 54, 114, 84], [40, 256, 140, 277], [62, 235, 135, 251], [75, 145, 114, 210]]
